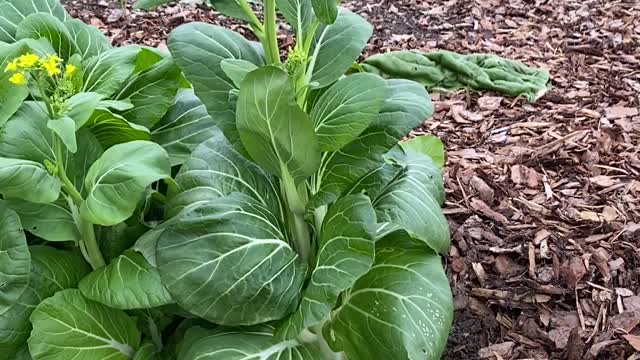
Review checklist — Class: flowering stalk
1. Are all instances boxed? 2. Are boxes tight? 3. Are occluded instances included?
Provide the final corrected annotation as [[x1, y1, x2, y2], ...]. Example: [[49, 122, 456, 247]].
[[3, 53, 105, 269]]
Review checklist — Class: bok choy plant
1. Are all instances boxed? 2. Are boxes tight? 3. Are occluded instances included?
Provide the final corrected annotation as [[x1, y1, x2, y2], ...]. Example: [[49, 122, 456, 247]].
[[0, 0, 453, 359], [153, 0, 454, 358]]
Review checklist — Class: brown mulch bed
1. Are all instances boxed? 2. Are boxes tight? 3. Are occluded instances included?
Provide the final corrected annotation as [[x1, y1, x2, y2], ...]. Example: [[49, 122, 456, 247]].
[[63, 0, 640, 359]]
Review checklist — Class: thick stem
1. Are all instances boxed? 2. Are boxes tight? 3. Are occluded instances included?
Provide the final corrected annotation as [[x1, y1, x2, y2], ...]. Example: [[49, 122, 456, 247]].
[[55, 139, 105, 270], [281, 171, 312, 264], [263, 0, 281, 64], [292, 212, 311, 263], [79, 218, 105, 269]]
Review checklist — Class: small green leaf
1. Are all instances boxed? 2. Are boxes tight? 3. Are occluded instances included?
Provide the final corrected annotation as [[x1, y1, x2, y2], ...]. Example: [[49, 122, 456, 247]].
[[5, 198, 80, 242], [0, 0, 68, 43], [325, 232, 453, 360], [65, 18, 111, 58], [309, 9, 372, 88], [168, 23, 265, 151], [65, 92, 104, 129], [16, 13, 78, 60], [79, 250, 174, 310], [276, 0, 314, 33], [47, 116, 77, 153], [311, 73, 387, 151], [81, 141, 171, 226], [237, 66, 320, 183], [0, 203, 30, 314], [177, 326, 323, 360], [401, 135, 445, 169], [157, 193, 305, 326], [85, 108, 151, 148], [0, 246, 90, 356], [311, 0, 338, 24], [82, 45, 141, 97], [277, 194, 376, 340], [150, 89, 219, 166], [115, 58, 182, 129], [209, 0, 261, 22], [0, 158, 60, 203], [29, 289, 141, 360], [220, 58, 258, 88]]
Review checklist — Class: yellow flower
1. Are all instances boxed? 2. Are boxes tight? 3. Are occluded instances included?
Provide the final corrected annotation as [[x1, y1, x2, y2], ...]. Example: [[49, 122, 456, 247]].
[[4, 59, 18, 73], [40, 54, 63, 77], [9, 72, 26, 85], [16, 53, 39, 69], [64, 64, 77, 77]]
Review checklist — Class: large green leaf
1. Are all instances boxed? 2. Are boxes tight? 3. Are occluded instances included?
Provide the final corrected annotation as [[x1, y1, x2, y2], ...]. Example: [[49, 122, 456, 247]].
[[0, 0, 68, 43], [29, 289, 141, 360], [5, 198, 79, 242], [65, 18, 111, 58], [0, 246, 90, 356], [308, 9, 372, 88], [325, 232, 453, 360], [311, 0, 337, 24], [85, 108, 151, 148], [0, 101, 54, 164], [82, 45, 140, 97], [277, 194, 376, 340], [168, 23, 264, 150], [79, 250, 173, 310], [157, 193, 305, 326], [237, 66, 320, 183], [355, 152, 449, 253], [16, 13, 77, 60], [167, 132, 282, 219], [276, 0, 314, 34], [0, 158, 60, 203], [311, 73, 387, 151], [0, 41, 30, 127], [115, 57, 181, 129], [150, 89, 218, 166], [177, 325, 323, 360], [312, 79, 433, 206], [0, 203, 30, 314], [80, 141, 171, 226]]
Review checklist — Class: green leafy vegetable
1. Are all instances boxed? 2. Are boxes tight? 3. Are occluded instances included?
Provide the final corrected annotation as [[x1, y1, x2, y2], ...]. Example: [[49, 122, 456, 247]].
[[29, 289, 141, 360], [81, 140, 171, 226], [79, 250, 173, 310]]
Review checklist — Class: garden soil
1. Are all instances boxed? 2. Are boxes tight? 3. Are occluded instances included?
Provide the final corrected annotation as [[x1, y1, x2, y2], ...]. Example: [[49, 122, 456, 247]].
[[61, 0, 640, 359]]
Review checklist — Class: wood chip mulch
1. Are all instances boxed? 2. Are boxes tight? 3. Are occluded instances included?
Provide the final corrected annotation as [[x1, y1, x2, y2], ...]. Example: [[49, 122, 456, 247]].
[[63, 0, 640, 358]]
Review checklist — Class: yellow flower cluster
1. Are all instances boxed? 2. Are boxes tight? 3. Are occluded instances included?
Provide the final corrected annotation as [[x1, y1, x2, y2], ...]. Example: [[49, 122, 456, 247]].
[[3, 53, 76, 86]]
